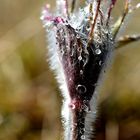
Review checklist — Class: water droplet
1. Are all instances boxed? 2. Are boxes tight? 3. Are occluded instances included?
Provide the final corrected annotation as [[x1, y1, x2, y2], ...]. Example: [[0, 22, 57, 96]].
[[95, 44, 100, 48], [77, 47, 82, 53], [95, 49, 101, 55], [86, 24, 90, 32], [85, 107, 90, 112], [83, 100, 88, 103], [81, 105, 84, 110], [60, 49, 64, 55], [69, 104, 76, 110], [74, 123, 77, 126], [93, 111, 97, 114], [81, 135, 85, 139], [82, 55, 89, 67], [66, 45, 69, 50], [70, 49, 74, 56], [64, 21, 69, 26], [78, 56, 82, 61], [90, 127, 93, 131], [76, 28, 81, 32], [81, 105, 90, 112], [82, 40, 87, 46], [87, 12, 93, 18], [69, 78, 72, 81], [59, 29, 63, 33], [97, 38, 102, 44], [40, 15, 44, 21], [70, 127, 74, 131], [76, 34, 80, 39], [75, 28, 78, 32], [43, 21, 52, 29], [104, 29, 108, 34], [80, 70, 83, 75], [61, 119, 66, 125], [76, 85, 87, 94], [99, 61, 102, 66]]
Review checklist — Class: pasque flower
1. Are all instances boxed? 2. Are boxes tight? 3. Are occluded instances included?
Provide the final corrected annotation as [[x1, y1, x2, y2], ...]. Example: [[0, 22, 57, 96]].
[[41, 0, 140, 139]]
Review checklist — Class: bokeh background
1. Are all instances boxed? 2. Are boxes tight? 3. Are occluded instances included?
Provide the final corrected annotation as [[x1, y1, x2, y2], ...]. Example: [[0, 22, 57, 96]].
[[0, 0, 140, 140]]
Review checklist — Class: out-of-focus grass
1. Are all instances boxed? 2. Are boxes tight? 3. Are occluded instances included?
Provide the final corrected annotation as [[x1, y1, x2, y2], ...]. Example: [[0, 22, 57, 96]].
[[0, 1, 61, 140], [0, 0, 140, 140]]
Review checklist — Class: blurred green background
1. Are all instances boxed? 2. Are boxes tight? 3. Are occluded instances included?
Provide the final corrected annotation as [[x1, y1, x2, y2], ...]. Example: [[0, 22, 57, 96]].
[[0, 0, 140, 140]]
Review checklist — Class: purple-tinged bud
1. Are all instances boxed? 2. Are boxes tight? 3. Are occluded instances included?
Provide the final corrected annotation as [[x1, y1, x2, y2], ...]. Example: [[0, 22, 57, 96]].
[[41, 1, 116, 140]]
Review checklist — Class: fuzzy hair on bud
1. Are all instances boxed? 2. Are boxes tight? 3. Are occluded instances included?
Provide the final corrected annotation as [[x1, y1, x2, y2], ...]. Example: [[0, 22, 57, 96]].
[[41, 0, 137, 139]]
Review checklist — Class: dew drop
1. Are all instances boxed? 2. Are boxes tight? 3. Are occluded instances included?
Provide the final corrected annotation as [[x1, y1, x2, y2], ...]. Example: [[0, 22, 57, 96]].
[[64, 21, 69, 26], [104, 29, 108, 34], [90, 127, 93, 131], [85, 106, 90, 112], [61, 119, 66, 125], [66, 45, 69, 50], [75, 29, 78, 32], [97, 38, 102, 44], [99, 61, 102, 66], [76, 34, 80, 39], [77, 47, 82, 53], [80, 70, 83, 75], [78, 56, 82, 61], [74, 123, 77, 126], [69, 104, 76, 110], [70, 49, 74, 56], [43, 22, 52, 30], [60, 49, 64, 55], [59, 29, 63, 33], [81, 104, 90, 112], [81, 135, 85, 139], [95, 44, 100, 48], [83, 100, 88, 103], [81, 105, 84, 110], [69, 78, 72, 81], [93, 111, 97, 114], [70, 127, 74, 131], [76, 28, 81, 32], [95, 49, 101, 55], [86, 24, 90, 32], [76, 85, 87, 94], [82, 55, 89, 67], [87, 12, 93, 18], [82, 40, 87, 46], [40, 15, 44, 21]]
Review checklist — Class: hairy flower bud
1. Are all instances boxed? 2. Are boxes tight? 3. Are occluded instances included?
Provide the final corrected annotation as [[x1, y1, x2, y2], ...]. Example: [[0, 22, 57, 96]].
[[41, 0, 136, 139]]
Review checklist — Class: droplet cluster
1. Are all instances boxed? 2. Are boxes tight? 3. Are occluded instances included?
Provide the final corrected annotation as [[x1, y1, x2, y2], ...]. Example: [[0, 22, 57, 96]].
[[41, 1, 115, 140]]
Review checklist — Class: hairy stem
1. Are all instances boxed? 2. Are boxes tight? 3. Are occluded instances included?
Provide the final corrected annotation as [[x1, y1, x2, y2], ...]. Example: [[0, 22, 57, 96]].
[[70, 109, 86, 140]]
